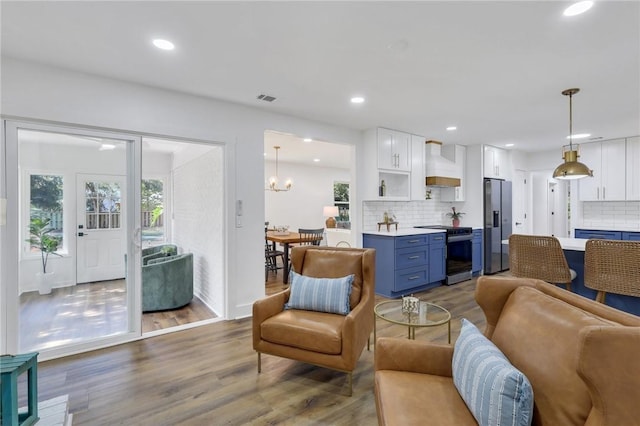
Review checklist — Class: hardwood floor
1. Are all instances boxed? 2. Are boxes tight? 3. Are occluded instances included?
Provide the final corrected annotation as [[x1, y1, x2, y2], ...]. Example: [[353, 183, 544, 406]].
[[29, 270, 487, 425], [19, 280, 217, 352]]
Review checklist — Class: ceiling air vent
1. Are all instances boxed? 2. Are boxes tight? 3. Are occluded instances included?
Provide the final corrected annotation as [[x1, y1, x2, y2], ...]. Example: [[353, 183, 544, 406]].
[[257, 94, 277, 102]]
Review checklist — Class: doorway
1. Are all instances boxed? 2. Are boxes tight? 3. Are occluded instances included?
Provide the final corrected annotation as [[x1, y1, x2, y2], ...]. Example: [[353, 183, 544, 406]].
[[3, 121, 225, 359], [12, 124, 139, 355]]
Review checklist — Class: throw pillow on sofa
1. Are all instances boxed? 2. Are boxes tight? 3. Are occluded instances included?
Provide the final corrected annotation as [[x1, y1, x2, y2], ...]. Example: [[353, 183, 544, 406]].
[[453, 318, 534, 426], [286, 271, 354, 315]]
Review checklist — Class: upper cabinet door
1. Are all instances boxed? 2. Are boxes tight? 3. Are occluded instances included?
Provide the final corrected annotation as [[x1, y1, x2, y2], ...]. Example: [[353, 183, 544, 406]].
[[377, 128, 411, 171], [578, 143, 601, 201], [626, 136, 640, 201], [483, 145, 509, 179], [579, 139, 626, 201], [601, 139, 626, 201]]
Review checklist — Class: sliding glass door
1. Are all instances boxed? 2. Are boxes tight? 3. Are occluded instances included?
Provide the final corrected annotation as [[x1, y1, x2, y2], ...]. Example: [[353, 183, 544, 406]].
[[3, 121, 142, 358]]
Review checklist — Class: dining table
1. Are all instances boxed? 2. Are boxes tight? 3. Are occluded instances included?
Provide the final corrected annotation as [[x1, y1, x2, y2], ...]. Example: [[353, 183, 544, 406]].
[[266, 231, 324, 284]]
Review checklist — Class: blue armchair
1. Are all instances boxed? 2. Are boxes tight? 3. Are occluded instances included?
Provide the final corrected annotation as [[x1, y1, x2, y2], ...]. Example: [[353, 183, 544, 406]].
[[142, 252, 194, 312]]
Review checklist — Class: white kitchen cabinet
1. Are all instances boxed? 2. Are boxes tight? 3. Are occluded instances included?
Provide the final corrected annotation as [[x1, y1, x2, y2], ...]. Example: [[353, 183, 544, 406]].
[[578, 139, 626, 201], [377, 128, 411, 171], [626, 136, 640, 201], [410, 134, 427, 200], [362, 128, 420, 200], [483, 145, 509, 179], [441, 144, 466, 201]]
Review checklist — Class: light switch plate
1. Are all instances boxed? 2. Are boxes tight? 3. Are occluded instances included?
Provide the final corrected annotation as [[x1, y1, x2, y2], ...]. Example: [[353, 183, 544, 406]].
[[0, 198, 6, 226]]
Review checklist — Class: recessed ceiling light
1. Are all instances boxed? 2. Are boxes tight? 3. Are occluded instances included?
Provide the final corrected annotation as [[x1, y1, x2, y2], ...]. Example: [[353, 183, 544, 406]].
[[566, 133, 591, 139], [446, 126, 457, 131], [153, 39, 175, 50], [505, 143, 515, 147], [99, 143, 116, 151], [313, 158, 320, 162], [563, 1, 593, 16], [303, 138, 312, 142], [350, 96, 365, 104]]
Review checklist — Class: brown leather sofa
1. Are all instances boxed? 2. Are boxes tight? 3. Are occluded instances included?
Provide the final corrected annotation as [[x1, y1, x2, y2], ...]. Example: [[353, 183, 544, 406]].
[[375, 276, 640, 425], [253, 246, 375, 395]]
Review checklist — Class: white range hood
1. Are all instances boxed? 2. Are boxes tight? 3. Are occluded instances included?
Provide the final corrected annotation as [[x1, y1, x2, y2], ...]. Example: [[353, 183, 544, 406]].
[[424, 140, 461, 187]]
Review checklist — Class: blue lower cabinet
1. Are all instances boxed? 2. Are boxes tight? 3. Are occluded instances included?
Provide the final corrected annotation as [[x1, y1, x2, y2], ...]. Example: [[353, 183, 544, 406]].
[[394, 267, 429, 292], [429, 234, 446, 282], [575, 229, 622, 240], [622, 232, 640, 241], [363, 232, 446, 298], [472, 229, 483, 275]]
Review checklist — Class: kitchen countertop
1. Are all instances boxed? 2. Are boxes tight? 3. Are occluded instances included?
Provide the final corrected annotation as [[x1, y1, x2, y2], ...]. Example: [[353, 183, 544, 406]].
[[574, 225, 640, 232], [502, 237, 587, 251], [363, 228, 446, 237]]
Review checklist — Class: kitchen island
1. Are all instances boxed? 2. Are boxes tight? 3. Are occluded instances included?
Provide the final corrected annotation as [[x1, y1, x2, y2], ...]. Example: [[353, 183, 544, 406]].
[[504, 237, 639, 316]]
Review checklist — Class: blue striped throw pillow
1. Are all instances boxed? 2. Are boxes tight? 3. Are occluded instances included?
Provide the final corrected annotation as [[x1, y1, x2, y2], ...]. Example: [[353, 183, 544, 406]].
[[452, 319, 534, 426], [286, 271, 354, 315]]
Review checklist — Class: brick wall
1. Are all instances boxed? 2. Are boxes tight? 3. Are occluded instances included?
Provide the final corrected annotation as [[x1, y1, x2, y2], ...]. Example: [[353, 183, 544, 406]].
[[172, 148, 224, 315]]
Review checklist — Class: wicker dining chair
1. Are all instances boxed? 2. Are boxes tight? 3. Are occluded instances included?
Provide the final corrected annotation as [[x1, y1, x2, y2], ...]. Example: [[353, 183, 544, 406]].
[[584, 239, 640, 304], [508, 234, 576, 291]]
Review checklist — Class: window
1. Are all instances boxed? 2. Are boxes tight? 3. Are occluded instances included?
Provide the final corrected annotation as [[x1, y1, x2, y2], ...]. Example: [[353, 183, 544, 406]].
[[84, 181, 121, 230], [333, 181, 350, 229], [29, 174, 64, 253], [141, 179, 165, 244]]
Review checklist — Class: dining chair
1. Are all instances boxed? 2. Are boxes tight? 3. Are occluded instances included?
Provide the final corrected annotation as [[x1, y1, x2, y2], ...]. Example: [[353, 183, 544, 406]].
[[584, 239, 640, 303], [508, 234, 576, 291], [297, 228, 324, 246], [265, 227, 284, 281]]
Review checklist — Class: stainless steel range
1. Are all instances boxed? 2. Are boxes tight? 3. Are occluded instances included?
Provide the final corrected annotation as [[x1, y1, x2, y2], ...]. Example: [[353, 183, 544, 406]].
[[414, 225, 474, 285]]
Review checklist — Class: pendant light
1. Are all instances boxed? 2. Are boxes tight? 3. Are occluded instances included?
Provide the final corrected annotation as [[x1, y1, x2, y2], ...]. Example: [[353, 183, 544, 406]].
[[266, 146, 293, 192], [552, 88, 593, 180]]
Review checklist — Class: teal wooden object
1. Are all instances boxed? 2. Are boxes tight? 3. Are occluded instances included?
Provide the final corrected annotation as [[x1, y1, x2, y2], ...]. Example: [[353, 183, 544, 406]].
[[1, 352, 39, 426]]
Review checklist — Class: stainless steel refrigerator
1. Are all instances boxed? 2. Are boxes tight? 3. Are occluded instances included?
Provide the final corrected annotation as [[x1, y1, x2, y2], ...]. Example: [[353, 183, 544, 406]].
[[484, 178, 512, 274]]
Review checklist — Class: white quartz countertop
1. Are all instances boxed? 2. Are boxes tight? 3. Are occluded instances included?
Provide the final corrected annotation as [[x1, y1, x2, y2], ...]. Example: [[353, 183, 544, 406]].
[[574, 225, 640, 232], [363, 228, 446, 237], [502, 237, 587, 252]]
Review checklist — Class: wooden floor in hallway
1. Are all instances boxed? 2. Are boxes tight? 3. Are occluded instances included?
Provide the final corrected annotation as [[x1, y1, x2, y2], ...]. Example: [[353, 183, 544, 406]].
[[28, 269, 489, 425], [19, 279, 217, 352]]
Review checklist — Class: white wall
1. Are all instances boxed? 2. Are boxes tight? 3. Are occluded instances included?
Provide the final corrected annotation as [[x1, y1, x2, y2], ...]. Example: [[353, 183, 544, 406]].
[[2, 57, 362, 319], [264, 160, 349, 232]]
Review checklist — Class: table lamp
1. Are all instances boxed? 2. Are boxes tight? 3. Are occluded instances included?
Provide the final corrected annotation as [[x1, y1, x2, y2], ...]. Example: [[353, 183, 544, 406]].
[[323, 206, 339, 228]]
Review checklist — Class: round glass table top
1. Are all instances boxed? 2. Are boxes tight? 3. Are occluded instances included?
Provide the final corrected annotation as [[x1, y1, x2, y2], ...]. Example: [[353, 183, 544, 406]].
[[374, 300, 451, 327]]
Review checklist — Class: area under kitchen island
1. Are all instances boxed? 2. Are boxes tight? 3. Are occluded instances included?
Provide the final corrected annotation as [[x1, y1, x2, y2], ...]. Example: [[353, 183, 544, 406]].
[[363, 229, 446, 298], [505, 237, 640, 316]]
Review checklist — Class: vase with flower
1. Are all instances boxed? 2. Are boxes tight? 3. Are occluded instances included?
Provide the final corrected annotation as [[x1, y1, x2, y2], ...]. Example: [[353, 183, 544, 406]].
[[446, 207, 465, 228]]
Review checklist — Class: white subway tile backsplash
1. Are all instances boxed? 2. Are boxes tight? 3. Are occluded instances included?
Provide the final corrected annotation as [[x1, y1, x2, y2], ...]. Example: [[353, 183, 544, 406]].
[[363, 190, 463, 231], [578, 201, 640, 230]]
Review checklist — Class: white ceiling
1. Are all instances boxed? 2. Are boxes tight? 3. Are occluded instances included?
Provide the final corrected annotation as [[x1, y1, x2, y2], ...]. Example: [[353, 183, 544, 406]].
[[2, 1, 639, 161]]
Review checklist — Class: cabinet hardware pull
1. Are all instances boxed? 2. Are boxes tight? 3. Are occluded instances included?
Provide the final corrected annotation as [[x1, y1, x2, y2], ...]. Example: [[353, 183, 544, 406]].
[[603, 187, 606, 199], [408, 255, 420, 259], [408, 239, 420, 243], [597, 187, 599, 200], [408, 276, 420, 280]]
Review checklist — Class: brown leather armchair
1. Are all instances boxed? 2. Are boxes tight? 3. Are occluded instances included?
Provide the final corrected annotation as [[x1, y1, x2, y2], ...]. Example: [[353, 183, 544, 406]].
[[252, 246, 376, 395]]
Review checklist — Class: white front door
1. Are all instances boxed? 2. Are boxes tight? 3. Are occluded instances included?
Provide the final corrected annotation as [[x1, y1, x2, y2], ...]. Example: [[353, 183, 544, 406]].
[[76, 174, 127, 283]]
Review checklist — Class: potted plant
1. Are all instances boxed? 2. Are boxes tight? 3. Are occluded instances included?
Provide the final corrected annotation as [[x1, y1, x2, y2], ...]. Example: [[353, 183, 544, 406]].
[[446, 207, 465, 227], [27, 216, 62, 294]]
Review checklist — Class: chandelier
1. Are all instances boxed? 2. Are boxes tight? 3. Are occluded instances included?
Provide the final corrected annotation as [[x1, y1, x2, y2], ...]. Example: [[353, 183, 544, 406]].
[[266, 146, 293, 192], [552, 88, 593, 180]]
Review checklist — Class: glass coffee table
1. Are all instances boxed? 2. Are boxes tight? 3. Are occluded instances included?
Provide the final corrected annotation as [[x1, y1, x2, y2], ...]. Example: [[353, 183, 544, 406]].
[[374, 300, 451, 343]]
